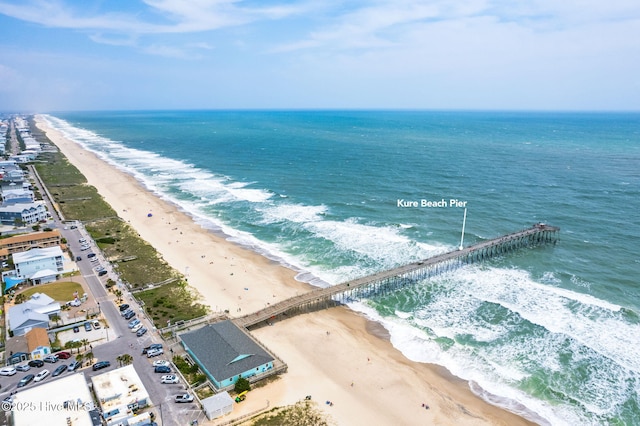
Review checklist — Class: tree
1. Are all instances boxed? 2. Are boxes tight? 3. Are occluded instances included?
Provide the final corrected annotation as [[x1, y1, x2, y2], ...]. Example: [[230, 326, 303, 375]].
[[81, 339, 89, 351], [117, 354, 133, 366], [50, 314, 61, 327], [234, 377, 250, 394], [15, 293, 26, 304], [84, 352, 94, 365]]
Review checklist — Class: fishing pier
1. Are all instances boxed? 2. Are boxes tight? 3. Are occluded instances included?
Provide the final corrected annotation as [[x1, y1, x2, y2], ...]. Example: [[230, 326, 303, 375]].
[[233, 223, 559, 330]]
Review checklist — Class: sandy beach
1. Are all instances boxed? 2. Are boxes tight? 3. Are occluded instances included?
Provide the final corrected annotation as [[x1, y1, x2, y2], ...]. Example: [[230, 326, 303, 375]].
[[36, 116, 534, 426]]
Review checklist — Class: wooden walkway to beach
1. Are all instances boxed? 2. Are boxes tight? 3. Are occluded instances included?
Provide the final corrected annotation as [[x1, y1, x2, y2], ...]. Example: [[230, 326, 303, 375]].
[[233, 223, 559, 329]]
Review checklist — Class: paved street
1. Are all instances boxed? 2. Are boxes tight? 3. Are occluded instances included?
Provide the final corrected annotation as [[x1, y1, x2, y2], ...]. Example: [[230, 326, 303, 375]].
[[1, 169, 203, 426]]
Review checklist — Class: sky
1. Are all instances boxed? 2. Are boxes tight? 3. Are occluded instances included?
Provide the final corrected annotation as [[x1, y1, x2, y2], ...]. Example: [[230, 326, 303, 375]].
[[0, 0, 639, 112]]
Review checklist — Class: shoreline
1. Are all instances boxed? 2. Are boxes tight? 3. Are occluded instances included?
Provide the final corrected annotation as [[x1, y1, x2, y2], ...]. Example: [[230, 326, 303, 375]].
[[35, 115, 536, 426]]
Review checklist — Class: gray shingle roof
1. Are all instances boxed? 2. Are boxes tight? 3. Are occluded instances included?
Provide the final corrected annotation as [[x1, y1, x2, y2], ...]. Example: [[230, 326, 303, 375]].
[[180, 320, 274, 382]]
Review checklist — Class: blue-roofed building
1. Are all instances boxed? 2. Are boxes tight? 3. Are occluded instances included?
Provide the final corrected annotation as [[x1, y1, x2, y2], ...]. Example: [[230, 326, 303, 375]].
[[180, 320, 275, 389]]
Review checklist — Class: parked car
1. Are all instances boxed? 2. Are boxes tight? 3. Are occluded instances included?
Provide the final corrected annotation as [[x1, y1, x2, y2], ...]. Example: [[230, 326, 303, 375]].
[[56, 351, 71, 360], [0, 367, 16, 376], [84, 322, 92, 332], [17, 374, 35, 388], [52, 364, 68, 377], [68, 361, 81, 371], [142, 344, 163, 355], [161, 374, 178, 384], [92, 320, 101, 329], [73, 326, 80, 333], [87, 252, 96, 258], [98, 270, 108, 276], [131, 323, 143, 333], [128, 319, 141, 329], [15, 363, 31, 372], [175, 394, 194, 403], [147, 348, 164, 358], [136, 327, 148, 337], [28, 359, 44, 368], [92, 361, 111, 371], [153, 360, 170, 367], [79, 238, 87, 243], [75, 256, 82, 261], [34, 369, 50, 382], [80, 245, 90, 251], [119, 304, 130, 312], [154, 365, 171, 373], [43, 355, 59, 364], [124, 311, 136, 320]]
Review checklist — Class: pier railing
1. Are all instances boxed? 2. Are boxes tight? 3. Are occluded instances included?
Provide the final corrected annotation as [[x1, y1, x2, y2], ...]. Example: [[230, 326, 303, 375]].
[[233, 224, 559, 329]]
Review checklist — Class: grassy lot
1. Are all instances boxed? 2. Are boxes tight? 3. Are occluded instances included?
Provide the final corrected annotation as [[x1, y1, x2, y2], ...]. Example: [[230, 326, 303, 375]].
[[137, 282, 208, 327], [20, 281, 83, 302], [31, 118, 210, 327]]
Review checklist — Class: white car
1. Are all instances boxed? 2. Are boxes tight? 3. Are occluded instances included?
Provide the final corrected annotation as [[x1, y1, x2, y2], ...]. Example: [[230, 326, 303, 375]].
[[34, 369, 50, 382], [153, 360, 170, 367], [0, 366, 16, 376], [147, 348, 164, 358], [161, 374, 178, 384], [131, 323, 143, 333]]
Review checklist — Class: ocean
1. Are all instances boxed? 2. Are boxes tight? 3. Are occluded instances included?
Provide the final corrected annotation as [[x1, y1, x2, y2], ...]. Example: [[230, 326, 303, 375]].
[[42, 110, 640, 425]]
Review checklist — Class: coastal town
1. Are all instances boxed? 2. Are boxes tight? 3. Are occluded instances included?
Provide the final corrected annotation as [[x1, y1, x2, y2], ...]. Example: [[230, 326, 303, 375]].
[[0, 114, 536, 426], [0, 115, 290, 426]]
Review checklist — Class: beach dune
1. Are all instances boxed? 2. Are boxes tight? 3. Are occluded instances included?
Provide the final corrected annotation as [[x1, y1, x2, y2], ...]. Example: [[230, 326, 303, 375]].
[[36, 116, 534, 426]]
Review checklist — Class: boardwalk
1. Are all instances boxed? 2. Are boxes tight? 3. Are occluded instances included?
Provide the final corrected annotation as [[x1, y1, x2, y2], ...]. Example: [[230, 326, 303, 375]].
[[233, 223, 559, 329]]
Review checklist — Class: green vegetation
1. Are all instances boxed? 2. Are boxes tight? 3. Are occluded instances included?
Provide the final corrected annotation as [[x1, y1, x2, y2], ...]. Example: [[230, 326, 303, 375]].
[[235, 377, 251, 394], [19, 281, 83, 302], [245, 400, 332, 426], [173, 355, 207, 387], [31, 120, 209, 328], [137, 282, 207, 327]]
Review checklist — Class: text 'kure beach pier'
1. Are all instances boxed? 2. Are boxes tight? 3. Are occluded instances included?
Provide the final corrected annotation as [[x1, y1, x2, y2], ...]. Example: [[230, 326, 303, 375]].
[[234, 223, 559, 329]]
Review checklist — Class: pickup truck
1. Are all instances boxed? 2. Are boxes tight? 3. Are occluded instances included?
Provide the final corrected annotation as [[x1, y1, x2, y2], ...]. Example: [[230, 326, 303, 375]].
[[175, 394, 194, 403]]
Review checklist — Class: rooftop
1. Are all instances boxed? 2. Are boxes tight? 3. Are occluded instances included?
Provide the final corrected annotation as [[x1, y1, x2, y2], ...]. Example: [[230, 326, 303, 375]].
[[12, 372, 100, 426], [180, 320, 274, 382]]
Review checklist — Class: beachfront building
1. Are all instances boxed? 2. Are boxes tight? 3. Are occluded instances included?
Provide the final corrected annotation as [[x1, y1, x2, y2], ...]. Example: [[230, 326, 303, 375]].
[[180, 320, 275, 390], [12, 246, 64, 283], [7, 293, 61, 336], [10, 372, 100, 426], [91, 365, 152, 426], [25, 326, 52, 360], [0, 229, 62, 260], [0, 200, 48, 226]]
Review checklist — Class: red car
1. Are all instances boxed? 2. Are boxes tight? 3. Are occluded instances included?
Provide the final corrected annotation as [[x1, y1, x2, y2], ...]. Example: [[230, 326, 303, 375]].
[[56, 352, 71, 360]]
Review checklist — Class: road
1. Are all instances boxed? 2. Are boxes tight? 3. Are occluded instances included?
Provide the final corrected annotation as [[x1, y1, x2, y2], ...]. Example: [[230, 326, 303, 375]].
[[1, 157, 202, 425]]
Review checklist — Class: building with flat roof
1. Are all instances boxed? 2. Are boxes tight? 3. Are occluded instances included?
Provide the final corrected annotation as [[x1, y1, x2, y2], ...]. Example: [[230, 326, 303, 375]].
[[91, 364, 152, 426], [180, 320, 275, 389], [10, 372, 101, 426]]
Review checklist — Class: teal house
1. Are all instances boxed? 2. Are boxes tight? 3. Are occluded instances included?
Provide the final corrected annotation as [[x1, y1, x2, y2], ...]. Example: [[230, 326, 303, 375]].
[[180, 320, 274, 389]]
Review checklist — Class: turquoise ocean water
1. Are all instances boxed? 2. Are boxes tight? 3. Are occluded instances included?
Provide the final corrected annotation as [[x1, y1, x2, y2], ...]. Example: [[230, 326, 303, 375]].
[[43, 111, 639, 425]]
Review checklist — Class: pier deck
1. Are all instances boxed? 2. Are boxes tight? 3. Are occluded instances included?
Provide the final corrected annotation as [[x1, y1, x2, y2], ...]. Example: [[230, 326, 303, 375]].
[[233, 224, 559, 329]]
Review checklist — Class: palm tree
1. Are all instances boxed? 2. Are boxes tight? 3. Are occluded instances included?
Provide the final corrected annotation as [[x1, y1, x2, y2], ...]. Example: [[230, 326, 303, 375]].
[[116, 354, 133, 367], [81, 339, 89, 351], [84, 352, 94, 365], [50, 314, 61, 327]]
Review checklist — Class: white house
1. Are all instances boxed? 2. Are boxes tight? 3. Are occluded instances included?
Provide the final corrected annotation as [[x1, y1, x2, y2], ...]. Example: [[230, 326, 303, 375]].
[[8, 293, 61, 336], [12, 246, 64, 284]]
